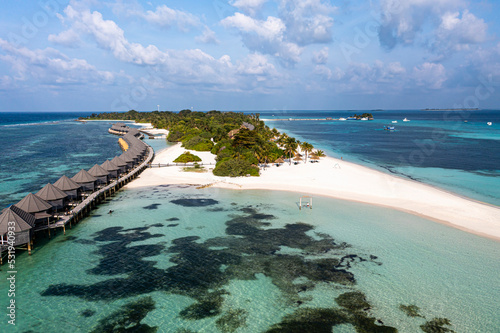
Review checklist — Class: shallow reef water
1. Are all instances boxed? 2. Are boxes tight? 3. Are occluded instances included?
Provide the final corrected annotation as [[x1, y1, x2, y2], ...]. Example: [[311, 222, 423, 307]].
[[38, 186, 462, 332], [2, 186, 497, 332]]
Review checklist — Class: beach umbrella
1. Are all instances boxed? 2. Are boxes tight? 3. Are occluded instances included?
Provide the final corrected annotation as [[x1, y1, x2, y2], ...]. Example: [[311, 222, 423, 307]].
[[310, 155, 320, 160], [293, 155, 303, 162], [274, 157, 285, 164]]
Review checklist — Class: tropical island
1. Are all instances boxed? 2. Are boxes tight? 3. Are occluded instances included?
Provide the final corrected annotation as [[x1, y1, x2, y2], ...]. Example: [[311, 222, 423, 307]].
[[81, 110, 500, 242], [84, 110, 322, 177]]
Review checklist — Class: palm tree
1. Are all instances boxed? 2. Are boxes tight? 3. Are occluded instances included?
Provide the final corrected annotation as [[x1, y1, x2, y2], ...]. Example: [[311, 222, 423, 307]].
[[283, 137, 298, 165], [277, 133, 288, 147], [314, 150, 326, 157], [300, 142, 314, 163]]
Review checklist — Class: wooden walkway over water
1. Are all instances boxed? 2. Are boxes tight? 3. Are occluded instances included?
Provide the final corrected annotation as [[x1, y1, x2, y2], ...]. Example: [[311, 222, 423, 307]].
[[1, 125, 155, 263], [36, 145, 155, 236]]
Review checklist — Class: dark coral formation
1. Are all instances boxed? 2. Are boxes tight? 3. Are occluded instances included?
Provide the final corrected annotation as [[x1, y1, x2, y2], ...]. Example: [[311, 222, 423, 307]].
[[170, 198, 219, 207], [90, 296, 157, 332], [420, 318, 456, 333], [41, 198, 452, 332], [399, 304, 424, 318]]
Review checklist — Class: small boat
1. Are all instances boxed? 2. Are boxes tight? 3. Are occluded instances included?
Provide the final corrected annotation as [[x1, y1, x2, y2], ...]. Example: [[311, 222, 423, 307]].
[[360, 117, 368, 121], [487, 122, 492, 126], [384, 126, 395, 131], [403, 118, 410, 122], [392, 121, 397, 123], [338, 118, 346, 121]]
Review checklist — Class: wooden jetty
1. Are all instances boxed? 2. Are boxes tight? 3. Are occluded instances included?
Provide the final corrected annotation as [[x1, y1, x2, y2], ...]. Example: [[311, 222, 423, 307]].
[[0, 123, 154, 264]]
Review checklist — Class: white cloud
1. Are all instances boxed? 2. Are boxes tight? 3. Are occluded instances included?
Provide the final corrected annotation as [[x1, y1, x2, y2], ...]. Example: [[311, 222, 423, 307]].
[[222, 12, 286, 40], [0, 75, 13, 90], [61, 5, 167, 65], [313, 65, 332, 79], [0, 38, 114, 85], [134, 4, 200, 32], [221, 12, 302, 65], [435, 10, 488, 51], [312, 61, 408, 95], [279, 0, 335, 46], [237, 53, 277, 76], [312, 47, 328, 64], [48, 29, 82, 48], [195, 26, 220, 44], [231, 0, 268, 16], [378, 0, 463, 49], [413, 62, 446, 89], [51, 5, 285, 94]]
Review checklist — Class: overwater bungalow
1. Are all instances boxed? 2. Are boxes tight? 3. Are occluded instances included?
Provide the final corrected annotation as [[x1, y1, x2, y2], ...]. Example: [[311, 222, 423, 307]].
[[110, 122, 128, 134], [36, 183, 68, 211], [14, 193, 53, 225], [120, 151, 137, 168], [127, 146, 145, 160], [0, 205, 35, 255], [72, 169, 97, 192], [110, 156, 129, 173], [88, 164, 110, 185], [53, 175, 81, 200], [101, 160, 120, 179]]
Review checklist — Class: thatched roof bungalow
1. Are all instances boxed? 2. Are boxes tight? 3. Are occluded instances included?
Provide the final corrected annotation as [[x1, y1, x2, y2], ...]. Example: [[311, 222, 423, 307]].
[[53, 175, 81, 199], [120, 151, 138, 167], [101, 160, 120, 179], [88, 164, 110, 185], [110, 156, 128, 173], [72, 169, 97, 192], [14, 193, 53, 224], [0, 205, 35, 246], [36, 183, 68, 210]]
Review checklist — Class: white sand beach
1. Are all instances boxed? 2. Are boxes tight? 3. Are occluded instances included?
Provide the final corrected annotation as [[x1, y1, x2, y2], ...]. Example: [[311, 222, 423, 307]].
[[127, 138, 500, 241]]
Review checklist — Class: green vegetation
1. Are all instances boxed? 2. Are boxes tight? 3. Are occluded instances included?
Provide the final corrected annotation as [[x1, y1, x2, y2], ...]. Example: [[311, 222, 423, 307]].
[[183, 163, 207, 173], [87, 109, 318, 177], [351, 112, 374, 119], [174, 152, 202, 163]]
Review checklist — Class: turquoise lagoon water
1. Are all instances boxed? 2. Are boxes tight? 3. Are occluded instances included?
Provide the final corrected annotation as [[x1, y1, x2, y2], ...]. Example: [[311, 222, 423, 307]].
[[2, 186, 499, 332], [1, 112, 500, 332], [261, 110, 500, 206]]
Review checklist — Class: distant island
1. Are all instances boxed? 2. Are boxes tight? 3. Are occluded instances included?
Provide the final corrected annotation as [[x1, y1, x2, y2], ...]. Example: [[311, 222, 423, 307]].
[[421, 108, 480, 111]]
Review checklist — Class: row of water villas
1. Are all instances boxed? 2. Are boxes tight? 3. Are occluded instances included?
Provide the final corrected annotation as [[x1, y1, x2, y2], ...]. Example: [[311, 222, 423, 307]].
[[0, 124, 154, 263]]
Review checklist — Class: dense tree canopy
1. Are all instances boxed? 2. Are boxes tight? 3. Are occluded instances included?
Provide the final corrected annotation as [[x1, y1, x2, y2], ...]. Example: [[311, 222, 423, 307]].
[[85, 110, 313, 177]]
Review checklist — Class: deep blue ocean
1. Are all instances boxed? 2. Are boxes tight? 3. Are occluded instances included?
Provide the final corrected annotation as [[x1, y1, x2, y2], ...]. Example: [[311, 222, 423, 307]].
[[259, 109, 500, 206], [1, 111, 499, 332]]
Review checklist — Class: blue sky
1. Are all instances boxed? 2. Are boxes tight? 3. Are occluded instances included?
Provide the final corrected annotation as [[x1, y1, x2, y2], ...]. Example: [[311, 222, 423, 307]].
[[1, 0, 499, 111]]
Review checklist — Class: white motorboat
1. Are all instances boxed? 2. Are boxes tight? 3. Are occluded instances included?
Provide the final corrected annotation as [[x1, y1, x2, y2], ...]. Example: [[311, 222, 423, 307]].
[[339, 118, 346, 121], [487, 122, 492, 126], [403, 118, 410, 122], [392, 121, 397, 123]]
